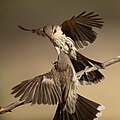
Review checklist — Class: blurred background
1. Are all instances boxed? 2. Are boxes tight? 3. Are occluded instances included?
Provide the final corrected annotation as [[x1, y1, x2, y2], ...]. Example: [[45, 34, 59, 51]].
[[0, 0, 120, 120]]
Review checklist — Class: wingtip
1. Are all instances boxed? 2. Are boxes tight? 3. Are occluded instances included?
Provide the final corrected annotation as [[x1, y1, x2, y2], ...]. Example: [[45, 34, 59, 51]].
[[97, 105, 105, 111]]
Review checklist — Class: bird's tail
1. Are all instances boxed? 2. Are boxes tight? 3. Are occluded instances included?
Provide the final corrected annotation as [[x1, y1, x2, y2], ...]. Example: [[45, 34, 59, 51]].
[[71, 51, 104, 85], [53, 94, 105, 120]]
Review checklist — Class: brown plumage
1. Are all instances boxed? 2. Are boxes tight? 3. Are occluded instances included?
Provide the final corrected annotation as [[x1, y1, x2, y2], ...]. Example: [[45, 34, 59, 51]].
[[11, 51, 75, 113], [11, 51, 105, 120], [18, 11, 104, 86], [61, 11, 104, 48]]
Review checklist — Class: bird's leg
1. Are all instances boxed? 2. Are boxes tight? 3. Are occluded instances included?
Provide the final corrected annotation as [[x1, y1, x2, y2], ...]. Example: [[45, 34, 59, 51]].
[[84, 65, 100, 73], [76, 66, 90, 79]]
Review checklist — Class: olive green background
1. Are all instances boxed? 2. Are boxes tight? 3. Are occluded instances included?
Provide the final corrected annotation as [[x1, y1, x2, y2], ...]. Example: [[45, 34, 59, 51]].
[[0, 0, 120, 120]]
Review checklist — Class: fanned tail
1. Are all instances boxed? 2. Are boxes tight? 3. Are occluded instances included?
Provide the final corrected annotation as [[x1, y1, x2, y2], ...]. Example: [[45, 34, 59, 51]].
[[71, 51, 104, 85], [53, 94, 105, 120]]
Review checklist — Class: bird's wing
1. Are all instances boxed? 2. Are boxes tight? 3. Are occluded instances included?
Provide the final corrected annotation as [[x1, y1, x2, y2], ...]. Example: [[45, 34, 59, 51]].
[[61, 11, 104, 49], [11, 70, 62, 105]]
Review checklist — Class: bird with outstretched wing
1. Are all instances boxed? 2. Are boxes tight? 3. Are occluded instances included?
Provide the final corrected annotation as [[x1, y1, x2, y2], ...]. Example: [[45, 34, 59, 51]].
[[11, 51, 105, 120], [18, 11, 104, 85]]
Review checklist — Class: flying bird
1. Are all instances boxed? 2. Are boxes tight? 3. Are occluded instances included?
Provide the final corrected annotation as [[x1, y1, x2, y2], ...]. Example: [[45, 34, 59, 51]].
[[11, 51, 105, 120], [18, 11, 105, 85]]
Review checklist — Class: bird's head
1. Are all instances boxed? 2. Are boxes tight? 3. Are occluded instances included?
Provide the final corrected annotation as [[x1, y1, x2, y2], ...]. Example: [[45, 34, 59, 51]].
[[43, 25, 57, 39]]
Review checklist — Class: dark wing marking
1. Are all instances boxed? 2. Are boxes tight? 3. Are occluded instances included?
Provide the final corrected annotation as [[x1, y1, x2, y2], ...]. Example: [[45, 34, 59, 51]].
[[61, 11, 104, 49], [71, 51, 104, 85], [11, 71, 62, 105]]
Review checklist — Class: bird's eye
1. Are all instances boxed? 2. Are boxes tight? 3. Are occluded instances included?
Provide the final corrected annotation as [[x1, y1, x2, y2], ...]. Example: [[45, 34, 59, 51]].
[[51, 25, 56, 34], [53, 29, 56, 34]]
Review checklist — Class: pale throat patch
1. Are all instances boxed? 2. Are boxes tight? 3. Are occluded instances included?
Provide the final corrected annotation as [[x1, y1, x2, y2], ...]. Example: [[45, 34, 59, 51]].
[[53, 26, 77, 56]]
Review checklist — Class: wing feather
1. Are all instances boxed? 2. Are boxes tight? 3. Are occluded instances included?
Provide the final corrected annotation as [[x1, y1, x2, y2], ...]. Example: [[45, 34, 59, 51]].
[[11, 71, 62, 105], [61, 11, 104, 49]]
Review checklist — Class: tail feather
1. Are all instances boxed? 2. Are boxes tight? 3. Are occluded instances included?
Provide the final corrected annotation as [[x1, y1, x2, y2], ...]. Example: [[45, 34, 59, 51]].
[[53, 94, 105, 120], [71, 51, 104, 85], [53, 104, 61, 120]]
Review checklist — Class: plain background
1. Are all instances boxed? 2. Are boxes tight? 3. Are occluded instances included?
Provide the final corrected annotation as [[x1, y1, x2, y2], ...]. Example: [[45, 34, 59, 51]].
[[0, 0, 120, 120]]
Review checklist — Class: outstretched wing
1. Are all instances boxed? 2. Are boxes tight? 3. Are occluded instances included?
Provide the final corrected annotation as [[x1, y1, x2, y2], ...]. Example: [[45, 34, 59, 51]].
[[11, 70, 62, 105], [61, 11, 104, 49]]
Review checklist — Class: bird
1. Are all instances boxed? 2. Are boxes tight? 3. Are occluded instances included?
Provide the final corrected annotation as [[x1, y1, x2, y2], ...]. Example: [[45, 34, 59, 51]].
[[11, 50, 105, 120], [18, 11, 105, 85]]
